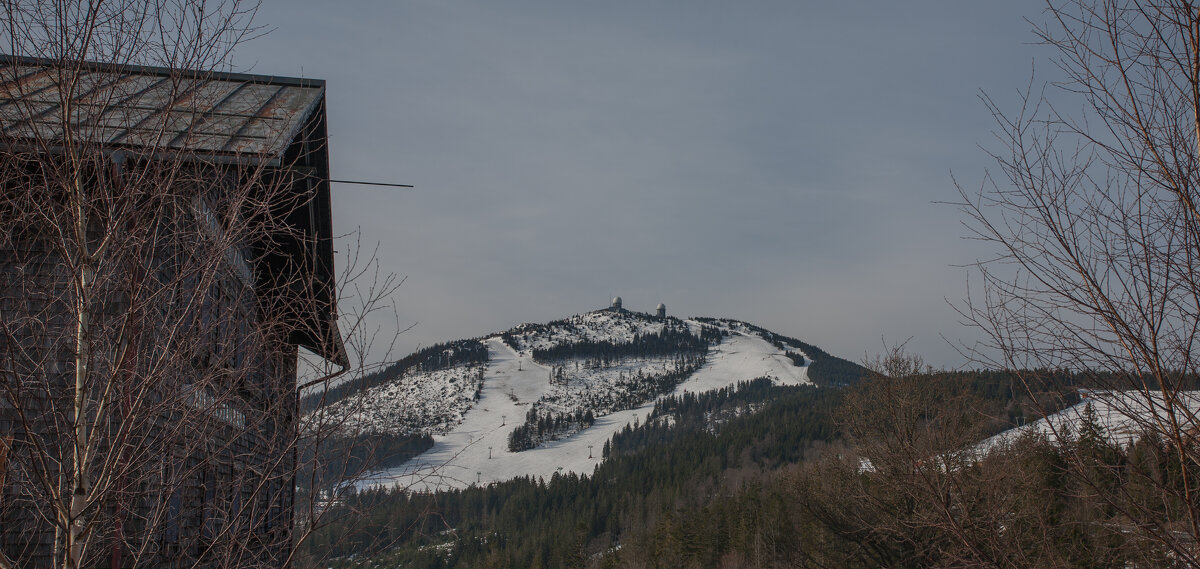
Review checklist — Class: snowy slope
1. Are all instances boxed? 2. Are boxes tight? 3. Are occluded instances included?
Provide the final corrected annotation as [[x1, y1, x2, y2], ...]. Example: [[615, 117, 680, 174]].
[[314, 364, 486, 436], [978, 390, 1200, 454], [501, 310, 676, 352], [684, 327, 809, 390], [359, 318, 812, 491]]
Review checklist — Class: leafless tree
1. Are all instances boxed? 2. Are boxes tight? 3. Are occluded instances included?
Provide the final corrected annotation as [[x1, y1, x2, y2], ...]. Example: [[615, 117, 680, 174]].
[[958, 0, 1200, 563], [798, 346, 1157, 568], [0, 2, 405, 569]]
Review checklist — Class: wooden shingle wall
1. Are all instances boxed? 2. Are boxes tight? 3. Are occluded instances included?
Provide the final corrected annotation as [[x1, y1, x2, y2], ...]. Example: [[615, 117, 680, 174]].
[[0, 178, 300, 569]]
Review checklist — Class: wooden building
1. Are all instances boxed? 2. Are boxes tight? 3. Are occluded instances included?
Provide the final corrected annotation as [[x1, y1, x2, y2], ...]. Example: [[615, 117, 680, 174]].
[[0, 56, 345, 568]]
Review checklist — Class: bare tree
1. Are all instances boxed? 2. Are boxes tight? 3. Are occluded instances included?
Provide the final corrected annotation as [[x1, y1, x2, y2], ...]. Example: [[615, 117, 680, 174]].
[[958, 0, 1200, 563], [791, 346, 1156, 568], [0, 2, 403, 568]]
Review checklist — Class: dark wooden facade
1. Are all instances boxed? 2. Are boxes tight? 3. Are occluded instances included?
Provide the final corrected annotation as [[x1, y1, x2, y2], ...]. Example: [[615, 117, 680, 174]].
[[0, 57, 344, 568]]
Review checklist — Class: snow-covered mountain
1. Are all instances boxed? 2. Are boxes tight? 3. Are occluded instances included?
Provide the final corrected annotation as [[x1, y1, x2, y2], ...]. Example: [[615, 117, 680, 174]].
[[312, 304, 846, 491]]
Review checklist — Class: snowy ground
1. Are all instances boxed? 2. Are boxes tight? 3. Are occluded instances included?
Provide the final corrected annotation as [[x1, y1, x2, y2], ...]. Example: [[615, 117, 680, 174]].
[[978, 390, 1200, 455], [684, 328, 809, 390], [314, 365, 486, 436], [363, 323, 811, 491], [534, 356, 687, 417], [503, 310, 675, 352]]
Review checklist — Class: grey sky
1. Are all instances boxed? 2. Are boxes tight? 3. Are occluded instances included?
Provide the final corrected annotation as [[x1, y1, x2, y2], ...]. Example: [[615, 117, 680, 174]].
[[240, 1, 1049, 368]]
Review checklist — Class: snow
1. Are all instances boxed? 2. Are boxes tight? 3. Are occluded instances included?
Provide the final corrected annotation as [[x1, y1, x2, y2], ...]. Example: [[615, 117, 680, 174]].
[[360, 320, 812, 491], [502, 310, 673, 352], [978, 390, 1200, 455], [534, 356, 690, 417], [314, 365, 485, 436], [684, 328, 809, 390]]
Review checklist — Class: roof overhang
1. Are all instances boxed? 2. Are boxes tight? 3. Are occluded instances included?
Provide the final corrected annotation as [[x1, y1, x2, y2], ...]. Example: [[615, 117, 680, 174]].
[[0, 55, 347, 368]]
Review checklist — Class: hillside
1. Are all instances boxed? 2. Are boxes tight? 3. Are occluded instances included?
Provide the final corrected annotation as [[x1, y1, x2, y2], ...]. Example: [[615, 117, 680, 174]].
[[306, 369, 1163, 568], [979, 389, 1200, 453], [307, 305, 866, 491]]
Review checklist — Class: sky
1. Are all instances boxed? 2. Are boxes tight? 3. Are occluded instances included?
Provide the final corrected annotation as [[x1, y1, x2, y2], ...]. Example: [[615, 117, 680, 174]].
[[238, 1, 1051, 369]]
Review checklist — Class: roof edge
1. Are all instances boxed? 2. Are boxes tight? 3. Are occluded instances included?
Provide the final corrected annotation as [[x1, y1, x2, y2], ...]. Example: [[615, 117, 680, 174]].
[[0, 54, 325, 89]]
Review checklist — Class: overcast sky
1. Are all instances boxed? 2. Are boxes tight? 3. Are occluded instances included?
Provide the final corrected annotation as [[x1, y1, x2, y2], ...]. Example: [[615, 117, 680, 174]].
[[239, 1, 1051, 368]]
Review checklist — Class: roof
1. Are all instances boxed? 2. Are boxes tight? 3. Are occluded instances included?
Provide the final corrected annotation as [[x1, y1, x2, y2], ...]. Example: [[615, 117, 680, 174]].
[[0, 55, 325, 165], [0, 55, 347, 368]]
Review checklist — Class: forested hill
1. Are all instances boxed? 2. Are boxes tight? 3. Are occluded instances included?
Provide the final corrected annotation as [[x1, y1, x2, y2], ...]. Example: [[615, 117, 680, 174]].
[[303, 305, 866, 494], [305, 369, 1088, 568], [300, 308, 1157, 568], [306, 379, 842, 567]]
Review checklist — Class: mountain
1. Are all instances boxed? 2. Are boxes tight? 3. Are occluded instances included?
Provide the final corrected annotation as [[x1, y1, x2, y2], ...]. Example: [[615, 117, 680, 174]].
[[307, 358, 1200, 568], [306, 304, 866, 491]]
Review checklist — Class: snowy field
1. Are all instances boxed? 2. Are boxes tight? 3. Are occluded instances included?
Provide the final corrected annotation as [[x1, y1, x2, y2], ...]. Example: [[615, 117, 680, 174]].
[[361, 322, 810, 491]]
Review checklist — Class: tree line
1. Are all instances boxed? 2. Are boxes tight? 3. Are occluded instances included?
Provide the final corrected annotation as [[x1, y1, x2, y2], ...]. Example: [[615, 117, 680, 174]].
[[301, 432, 435, 492], [510, 357, 707, 452], [620, 369, 1190, 568], [527, 326, 715, 365], [506, 408, 597, 452], [302, 377, 841, 568], [300, 365, 1125, 568]]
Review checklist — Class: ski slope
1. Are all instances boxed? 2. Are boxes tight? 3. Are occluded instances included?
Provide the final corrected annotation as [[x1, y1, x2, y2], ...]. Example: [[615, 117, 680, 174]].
[[978, 390, 1200, 455], [361, 322, 810, 491]]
